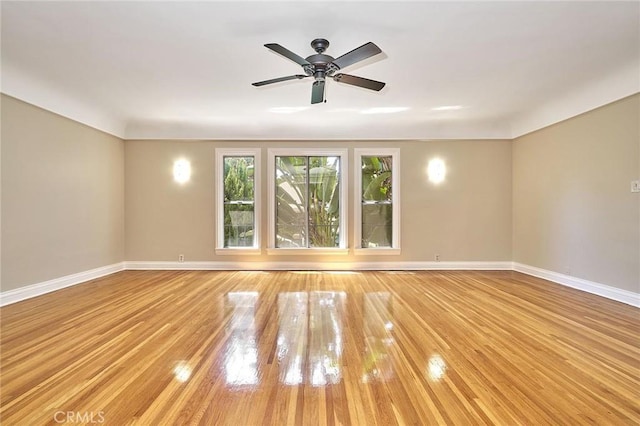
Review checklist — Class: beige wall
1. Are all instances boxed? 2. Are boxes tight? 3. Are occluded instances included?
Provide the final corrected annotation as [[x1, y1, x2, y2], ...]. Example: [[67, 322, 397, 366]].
[[125, 140, 513, 263], [1, 95, 125, 291], [513, 94, 640, 292], [3, 91, 637, 296]]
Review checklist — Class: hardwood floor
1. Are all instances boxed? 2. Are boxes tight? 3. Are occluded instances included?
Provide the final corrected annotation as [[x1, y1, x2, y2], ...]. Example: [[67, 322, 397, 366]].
[[1, 270, 638, 425]]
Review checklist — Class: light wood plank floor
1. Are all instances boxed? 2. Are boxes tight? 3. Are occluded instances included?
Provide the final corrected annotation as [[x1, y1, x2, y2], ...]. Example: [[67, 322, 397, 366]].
[[1, 270, 638, 425]]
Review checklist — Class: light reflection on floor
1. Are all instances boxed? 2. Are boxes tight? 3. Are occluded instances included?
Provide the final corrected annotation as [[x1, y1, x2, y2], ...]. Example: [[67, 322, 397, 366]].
[[223, 292, 259, 387], [362, 292, 395, 383], [173, 361, 192, 383], [278, 291, 346, 386], [217, 288, 447, 390], [427, 354, 447, 382]]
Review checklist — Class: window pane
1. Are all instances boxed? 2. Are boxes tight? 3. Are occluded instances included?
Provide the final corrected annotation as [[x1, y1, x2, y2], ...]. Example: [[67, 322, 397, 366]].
[[361, 156, 393, 248], [224, 205, 254, 247], [224, 156, 254, 201], [224, 156, 255, 247], [362, 156, 392, 201], [362, 204, 392, 247], [308, 156, 340, 248], [276, 156, 308, 248], [275, 155, 341, 248]]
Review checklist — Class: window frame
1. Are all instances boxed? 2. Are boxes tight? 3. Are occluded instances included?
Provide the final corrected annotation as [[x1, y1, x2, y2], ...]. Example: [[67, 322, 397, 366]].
[[267, 148, 349, 255], [354, 148, 401, 255], [215, 148, 261, 255]]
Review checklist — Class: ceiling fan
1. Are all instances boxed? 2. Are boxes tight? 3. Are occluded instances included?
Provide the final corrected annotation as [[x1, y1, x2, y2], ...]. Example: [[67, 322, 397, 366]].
[[252, 38, 386, 104]]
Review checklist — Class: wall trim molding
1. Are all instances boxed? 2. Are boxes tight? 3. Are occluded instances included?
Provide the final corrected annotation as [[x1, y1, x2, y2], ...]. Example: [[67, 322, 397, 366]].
[[2, 261, 638, 308], [123, 260, 513, 271], [0, 262, 125, 307], [513, 262, 639, 308]]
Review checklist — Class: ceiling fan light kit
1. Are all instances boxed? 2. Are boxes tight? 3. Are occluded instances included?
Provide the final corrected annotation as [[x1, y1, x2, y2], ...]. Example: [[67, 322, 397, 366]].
[[252, 38, 386, 104]]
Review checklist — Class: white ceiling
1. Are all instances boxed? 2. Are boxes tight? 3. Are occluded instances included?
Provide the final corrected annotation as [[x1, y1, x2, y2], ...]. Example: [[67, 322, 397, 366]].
[[2, 1, 639, 140]]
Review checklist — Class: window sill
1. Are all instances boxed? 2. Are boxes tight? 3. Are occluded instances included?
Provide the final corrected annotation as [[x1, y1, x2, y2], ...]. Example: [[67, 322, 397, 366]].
[[267, 248, 349, 256], [215, 248, 261, 256], [354, 248, 401, 256]]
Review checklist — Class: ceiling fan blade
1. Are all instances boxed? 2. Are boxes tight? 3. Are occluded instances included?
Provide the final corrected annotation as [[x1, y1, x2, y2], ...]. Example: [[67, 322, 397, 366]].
[[311, 80, 325, 104], [252, 75, 308, 86], [264, 43, 311, 66], [331, 42, 382, 70], [332, 73, 385, 91]]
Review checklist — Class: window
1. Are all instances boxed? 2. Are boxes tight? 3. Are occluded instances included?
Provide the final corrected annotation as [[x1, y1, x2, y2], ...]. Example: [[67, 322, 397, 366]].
[[354, 148, 400, 254], [215, 148, 261, 254], [268, 149, 348, 254]]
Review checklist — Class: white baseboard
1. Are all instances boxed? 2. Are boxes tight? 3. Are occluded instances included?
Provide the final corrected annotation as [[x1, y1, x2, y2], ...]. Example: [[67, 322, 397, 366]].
[[513, 263, 639, 308], [0, 262, 125, 307], [123, 260, 513, 271], [0, 260, 510, 306], [2, 261, 637, 308]]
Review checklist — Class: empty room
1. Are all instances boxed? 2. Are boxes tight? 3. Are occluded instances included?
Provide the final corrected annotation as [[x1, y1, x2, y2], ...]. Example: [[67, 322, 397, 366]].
[[1, 1, 639, 425]]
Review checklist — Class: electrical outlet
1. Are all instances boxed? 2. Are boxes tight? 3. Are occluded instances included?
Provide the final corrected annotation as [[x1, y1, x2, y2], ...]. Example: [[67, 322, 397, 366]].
[[179, 254, 184, 262], [435, 254, 440, 262], [632, 180, 640, 193]]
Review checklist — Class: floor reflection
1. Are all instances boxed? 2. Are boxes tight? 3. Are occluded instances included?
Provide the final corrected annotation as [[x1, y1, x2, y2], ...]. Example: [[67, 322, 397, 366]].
[[362, 292, 395, 383], [173, 361, 192, 383], [277, 292, 346, 386], [309, 292, 345, 386], [221, 290, 400, 388], [427, 354, 447, 382], [277, 292, 308, 385], [223, 292, 259, 387]]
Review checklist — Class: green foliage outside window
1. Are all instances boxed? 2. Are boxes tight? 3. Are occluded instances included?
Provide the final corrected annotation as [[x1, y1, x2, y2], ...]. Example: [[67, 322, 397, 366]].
[[224, 157, 254, 247], [275, 156, 340, 248], [361, 156, 393, 247]]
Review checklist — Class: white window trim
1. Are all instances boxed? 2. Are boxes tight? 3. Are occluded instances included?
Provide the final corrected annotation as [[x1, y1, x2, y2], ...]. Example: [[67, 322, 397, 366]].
[[267, 148, 349, 255], [215, 148, 261, 255], [354, 148, 401, 255]]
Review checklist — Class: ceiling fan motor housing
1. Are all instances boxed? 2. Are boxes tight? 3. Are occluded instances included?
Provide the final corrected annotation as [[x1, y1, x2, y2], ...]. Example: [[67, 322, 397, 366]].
[[305, 56, 338, 81], [305, 39, 338, 80]]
